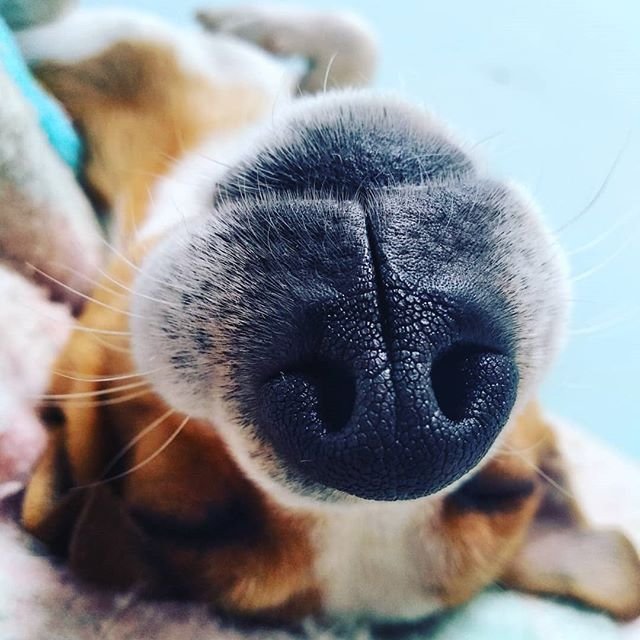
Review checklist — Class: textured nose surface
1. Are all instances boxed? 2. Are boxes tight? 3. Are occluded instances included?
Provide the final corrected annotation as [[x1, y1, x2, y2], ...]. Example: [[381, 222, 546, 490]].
[[250, 189, 520, 501], [257, 290, 518, 501]]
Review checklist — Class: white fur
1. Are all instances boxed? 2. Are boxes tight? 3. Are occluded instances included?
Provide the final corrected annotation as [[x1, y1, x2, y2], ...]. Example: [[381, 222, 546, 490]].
[[139, 129, 261, 242], [17, 8, 294, 100], [312, 500, 444, 619]]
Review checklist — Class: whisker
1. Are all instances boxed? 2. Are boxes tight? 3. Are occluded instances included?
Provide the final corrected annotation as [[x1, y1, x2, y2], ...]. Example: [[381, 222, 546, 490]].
[[47, 261, 128, 300], [11, 298, 132, 338], [507, 448, 578, 504], [570, 310, 638, 336], [52, 366, 166, 383], [77, 415, 190, 489], [38, 389, 152, 408], [496, 435, 548, 457], [99, 233, 140, 269], [567, 207, 638, 256], [194, 152, 235, 170], [554, 380, 598, 390], [156, 174, 195, 238], [555, 135, 629, 234], [468, 130, 505, 152], [322, 51, 339, 94], [568, 297, 619, 306], [26, 263, 146, 320], [35, 379, 149, 401], [161, 148, 236, 173], [68, 324, 132, 336], [100, 407, 175, 478], [96, 266, 180, 308], [532, 464, 577, 503], [100, 233, 195, 295], [86, 332, 133, 354], [571, 223, 639, 283]]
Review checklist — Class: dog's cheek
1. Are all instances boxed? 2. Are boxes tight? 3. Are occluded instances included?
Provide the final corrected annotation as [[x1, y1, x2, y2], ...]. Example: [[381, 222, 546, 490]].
[[23, 447, 164, 593], [497, 408, 640, 620], [153, 511, 321, 619], [431, 493, 541, 607], [20, 420, 99, 558]]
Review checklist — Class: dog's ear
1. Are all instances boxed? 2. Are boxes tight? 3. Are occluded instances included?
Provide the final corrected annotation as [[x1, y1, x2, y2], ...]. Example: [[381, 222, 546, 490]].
[[22, 412, 159, 591], [500, 410, 640, 621], [24, 444, 154, 590], [21, 324, 158, 589]]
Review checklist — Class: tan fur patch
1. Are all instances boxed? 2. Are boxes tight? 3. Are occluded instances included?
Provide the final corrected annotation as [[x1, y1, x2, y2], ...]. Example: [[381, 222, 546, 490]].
[[34, 41, 267, 245], [430, 406, 549, 606]]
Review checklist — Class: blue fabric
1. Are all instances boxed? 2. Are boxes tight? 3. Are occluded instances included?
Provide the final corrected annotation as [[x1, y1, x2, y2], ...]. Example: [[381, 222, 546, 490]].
[[0, 15, 82, 172], [427, 591, 622, 640]]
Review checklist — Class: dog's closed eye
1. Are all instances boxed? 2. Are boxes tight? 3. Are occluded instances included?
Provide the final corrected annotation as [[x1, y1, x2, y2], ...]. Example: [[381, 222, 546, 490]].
[[449, 472, 538, 513], [129, 500, 261, 549]]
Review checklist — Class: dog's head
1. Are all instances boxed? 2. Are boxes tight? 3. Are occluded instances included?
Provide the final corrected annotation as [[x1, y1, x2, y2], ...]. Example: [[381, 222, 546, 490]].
[[132, 92, 569, 503], [18, 11, 640, 622]]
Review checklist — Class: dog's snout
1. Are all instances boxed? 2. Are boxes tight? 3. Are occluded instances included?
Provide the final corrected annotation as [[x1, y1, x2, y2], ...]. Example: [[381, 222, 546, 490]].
[[256, 289, 518, 501], [133, 96, 568, 509]]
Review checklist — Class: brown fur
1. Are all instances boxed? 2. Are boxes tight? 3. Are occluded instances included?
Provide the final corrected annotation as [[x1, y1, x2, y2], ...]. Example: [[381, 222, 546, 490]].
[[34, 41, 266, 245], [22, 34, 640, 622], [22, 247, 319, 618]]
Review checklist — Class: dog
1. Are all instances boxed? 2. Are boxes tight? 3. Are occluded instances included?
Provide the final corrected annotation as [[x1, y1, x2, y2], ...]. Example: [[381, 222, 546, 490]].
[[16, 5, 640, 623]]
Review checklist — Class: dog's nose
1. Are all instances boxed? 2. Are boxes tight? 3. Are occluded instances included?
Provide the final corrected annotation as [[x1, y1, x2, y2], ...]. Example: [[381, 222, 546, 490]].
[[257, 290, 518, 501]]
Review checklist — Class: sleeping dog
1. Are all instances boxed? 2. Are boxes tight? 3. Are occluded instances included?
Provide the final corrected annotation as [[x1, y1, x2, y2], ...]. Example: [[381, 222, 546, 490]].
[[17, 5, 640, 623]]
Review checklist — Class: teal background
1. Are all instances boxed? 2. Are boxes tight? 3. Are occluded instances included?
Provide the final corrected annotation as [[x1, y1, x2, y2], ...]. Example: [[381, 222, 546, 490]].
[[83, 0, 640, 457]]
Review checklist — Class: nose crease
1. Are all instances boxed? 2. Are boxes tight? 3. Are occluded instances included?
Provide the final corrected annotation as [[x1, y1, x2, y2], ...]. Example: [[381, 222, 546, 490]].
[[364, 213, 400, 438]]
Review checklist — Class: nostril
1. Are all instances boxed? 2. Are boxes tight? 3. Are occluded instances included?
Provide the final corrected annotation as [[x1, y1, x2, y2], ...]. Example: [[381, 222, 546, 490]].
[[255, 293, 520, 499], [431, 343, 511, 422], [281, 361, 356, 434]]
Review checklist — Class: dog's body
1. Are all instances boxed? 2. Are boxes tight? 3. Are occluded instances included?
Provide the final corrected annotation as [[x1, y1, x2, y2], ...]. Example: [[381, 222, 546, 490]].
[[16, 6, 640, 624]]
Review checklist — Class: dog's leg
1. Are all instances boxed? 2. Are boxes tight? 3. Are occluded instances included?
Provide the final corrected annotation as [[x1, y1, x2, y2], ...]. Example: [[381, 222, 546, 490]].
[[197, 5, 378, 92]]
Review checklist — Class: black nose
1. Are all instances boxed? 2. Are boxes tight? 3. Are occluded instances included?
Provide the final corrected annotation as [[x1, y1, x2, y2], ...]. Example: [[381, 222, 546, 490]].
[[256, 289, 518, 501]]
